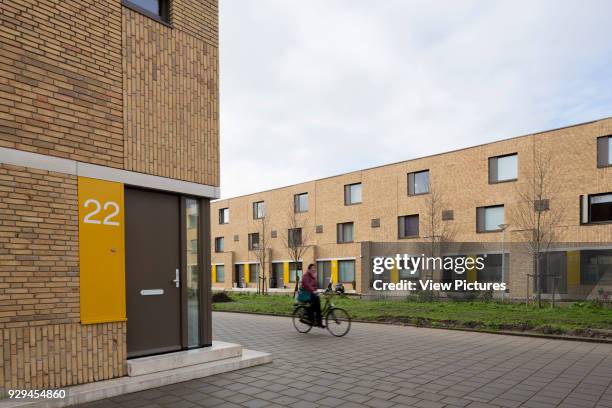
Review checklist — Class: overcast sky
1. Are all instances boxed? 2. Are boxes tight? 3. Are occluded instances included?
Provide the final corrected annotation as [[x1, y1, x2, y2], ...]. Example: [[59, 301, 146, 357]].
[[218, 0, 612, 198]]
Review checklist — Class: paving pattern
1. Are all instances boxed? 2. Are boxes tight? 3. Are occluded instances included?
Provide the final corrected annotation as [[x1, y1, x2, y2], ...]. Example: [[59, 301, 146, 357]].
[[79, 312, 612, 408]]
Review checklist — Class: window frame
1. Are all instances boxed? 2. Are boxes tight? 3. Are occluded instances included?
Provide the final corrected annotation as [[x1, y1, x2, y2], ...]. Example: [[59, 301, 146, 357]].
[[597, 136, 612, 168], [252, 201, 265, 219], [398, 214, 419, 238], [215, 264, 225, 283], [122, 0, 171, 25], [476, 205, 505, 233], [289, 261, 303, 283], [248, 232, 260, 250], [338, 260, 355, 283], [249, 263, 259, 283], [407, 169, 430, 196], [218, 208, 229, 224], [214, 237, 224, 253], [399, 267, 420, 280], [488, 153, 518, 184], [344, 183, 362, 206], [294, 193, 308, 213], [584, 192, 612, 224], [288, 227, 302, 247], [337, 222, 354, 244]]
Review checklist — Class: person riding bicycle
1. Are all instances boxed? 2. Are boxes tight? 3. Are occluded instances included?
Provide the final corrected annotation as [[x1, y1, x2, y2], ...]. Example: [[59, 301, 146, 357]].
[[302, 263, 324, 328]]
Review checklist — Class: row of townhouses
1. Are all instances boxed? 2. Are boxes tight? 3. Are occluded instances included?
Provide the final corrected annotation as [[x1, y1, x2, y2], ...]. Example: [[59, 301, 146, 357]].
[[211, 118, 612, 299]]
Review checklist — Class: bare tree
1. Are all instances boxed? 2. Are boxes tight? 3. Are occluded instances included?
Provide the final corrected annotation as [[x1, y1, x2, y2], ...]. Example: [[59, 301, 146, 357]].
[[282, 205, 312, 294], [251, 215, 270, 294], [422, 187, 455, 282], [511, 144, 564, 307]]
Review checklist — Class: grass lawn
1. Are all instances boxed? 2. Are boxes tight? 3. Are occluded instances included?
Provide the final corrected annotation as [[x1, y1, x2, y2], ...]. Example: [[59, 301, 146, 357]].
[[213, 293, 612, 338]]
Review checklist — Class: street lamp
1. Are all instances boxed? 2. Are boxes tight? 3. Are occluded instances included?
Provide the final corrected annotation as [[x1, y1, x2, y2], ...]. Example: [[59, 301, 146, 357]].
[[498, 223, 510, 296]]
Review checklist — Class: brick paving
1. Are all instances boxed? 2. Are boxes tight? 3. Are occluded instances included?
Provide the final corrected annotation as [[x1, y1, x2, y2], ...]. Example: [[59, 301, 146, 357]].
[[79, 312, 612, 408]]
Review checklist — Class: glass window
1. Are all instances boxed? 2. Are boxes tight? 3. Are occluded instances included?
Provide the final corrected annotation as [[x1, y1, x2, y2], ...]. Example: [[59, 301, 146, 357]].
[[188, 214, 198, 229], [485, 206, 504, 231], [398, 215, 419, 238], [399, 267, 420, 280], [538, 252, 566, 294], [289, 262, 303, 282], [248, 233, 259, 250], [408, 170, 429, 195], [216, 264, 225, 283], [339, 260, 355, 283], [214, 237, 224, 253], [253, 201, 265, 219], [599, 136, 612, 167], [498, 155, 518, 180], [129, 0, 159, 14], [580, 249, 612, 285], [249, 263, 259, 283], [219, 208, 229, 224], [441, 255, 467, 285], [295, 193, 308, 212], [590, 193, 612, 223], [490, 154, 518, 183], [125, 0, 169, 21], [337, 222, 354, 243], [344, 183, 362, 205], [185, 198, 200, 348], [317, 261, 332, 288], [477, 253, 504, 283], [478, 205, 504, 232], [288, 228, 302, 247]]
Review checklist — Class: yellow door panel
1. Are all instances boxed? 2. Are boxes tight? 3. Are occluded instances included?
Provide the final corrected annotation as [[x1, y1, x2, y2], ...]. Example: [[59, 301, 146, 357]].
[[283, 262, 290, 285], [78, 177, 126, 324], [567, 251, 581, 286], [331, 260, 339, 283]]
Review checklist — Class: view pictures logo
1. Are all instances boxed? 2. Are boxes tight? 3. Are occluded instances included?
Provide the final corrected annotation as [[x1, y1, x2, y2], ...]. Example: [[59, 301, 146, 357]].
[[372, 254, 507, 292]]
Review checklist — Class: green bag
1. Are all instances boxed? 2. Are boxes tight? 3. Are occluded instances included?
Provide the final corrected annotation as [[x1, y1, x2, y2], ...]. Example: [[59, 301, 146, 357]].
[[296, 288, 311, 303]]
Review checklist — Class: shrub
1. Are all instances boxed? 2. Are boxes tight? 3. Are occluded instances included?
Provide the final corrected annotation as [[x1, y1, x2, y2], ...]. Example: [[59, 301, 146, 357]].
[[480, 289, 494, 303], [212, 291, 233, 303], [416, 290, 437, 302], [570, 300, 603, 309]]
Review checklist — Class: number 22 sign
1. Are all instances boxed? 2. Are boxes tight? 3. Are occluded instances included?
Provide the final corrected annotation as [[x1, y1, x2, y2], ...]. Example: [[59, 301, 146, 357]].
[[83, 199, 120, 226], [77, 176, 126, 324]]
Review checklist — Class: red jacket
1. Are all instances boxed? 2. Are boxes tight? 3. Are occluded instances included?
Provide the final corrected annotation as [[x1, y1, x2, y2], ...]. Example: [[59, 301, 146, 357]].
[[301, 270, 317, 293]]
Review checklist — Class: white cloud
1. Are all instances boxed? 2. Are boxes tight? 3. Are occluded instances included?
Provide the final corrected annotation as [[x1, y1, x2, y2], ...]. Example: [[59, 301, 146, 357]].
[[219, 0, 612, 198]]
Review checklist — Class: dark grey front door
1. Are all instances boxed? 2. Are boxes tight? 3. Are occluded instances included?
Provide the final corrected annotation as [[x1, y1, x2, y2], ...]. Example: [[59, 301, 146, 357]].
[[271, 263, 284, 288], [125, 188, 181, 358]]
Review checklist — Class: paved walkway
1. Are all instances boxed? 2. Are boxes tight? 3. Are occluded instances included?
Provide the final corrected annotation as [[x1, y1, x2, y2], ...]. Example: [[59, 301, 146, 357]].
[[80, 312, 612, 408]]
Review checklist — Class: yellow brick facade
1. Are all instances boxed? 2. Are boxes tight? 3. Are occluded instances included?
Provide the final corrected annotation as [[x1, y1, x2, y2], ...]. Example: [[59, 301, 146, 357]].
[[211, 118, 612, 297], [0, 0, 219, 390]]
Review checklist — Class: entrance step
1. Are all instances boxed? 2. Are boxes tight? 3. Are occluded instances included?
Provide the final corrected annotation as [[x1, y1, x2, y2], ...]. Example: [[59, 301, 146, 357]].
[[127, 340, 243, 376], [1, 344, 271, 408]]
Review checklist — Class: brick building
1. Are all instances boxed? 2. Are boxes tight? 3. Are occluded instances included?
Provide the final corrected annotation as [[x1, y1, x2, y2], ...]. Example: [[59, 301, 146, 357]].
[[211, 118, 612, 299], [1, 0, 219, 390]]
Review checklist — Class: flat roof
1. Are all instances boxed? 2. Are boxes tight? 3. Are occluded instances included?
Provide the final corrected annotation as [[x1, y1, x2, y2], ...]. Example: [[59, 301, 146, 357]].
[[215, 116, 612, 202]]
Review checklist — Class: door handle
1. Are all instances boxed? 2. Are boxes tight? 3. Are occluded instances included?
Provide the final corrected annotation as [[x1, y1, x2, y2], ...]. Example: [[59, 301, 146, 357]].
[[173, 268, 180, 288]]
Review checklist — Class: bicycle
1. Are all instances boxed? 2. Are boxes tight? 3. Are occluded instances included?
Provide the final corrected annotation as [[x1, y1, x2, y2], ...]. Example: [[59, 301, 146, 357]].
[[292, 288, 352, 337]]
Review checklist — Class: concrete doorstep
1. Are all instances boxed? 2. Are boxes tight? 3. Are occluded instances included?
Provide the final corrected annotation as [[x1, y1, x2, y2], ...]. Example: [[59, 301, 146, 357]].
[[0, 341, 272, 408]]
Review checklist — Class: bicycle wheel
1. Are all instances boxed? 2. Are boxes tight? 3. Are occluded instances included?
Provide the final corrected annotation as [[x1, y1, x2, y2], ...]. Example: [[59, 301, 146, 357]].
[[325, 307, 351, 337], [292, 305, 313, 333]]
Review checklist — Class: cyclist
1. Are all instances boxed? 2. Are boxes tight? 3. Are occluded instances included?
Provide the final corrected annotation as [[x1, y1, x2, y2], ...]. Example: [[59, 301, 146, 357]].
[[302, 263, 324, 328]]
